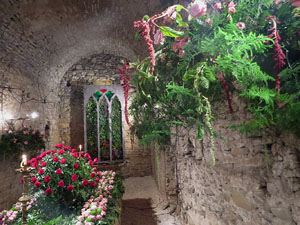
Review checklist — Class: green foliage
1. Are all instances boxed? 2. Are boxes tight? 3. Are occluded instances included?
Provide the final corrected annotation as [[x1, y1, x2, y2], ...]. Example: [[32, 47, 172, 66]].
[[0, 126, 45, 158], [130, 0, 300, 157]]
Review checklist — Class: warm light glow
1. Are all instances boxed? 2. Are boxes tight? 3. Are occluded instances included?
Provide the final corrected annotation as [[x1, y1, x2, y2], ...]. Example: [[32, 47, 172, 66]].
[[2, 112, 14, 120], [79, 144, 82, 151], [31, 112, 38, 119], [20, 154, 27, 168]]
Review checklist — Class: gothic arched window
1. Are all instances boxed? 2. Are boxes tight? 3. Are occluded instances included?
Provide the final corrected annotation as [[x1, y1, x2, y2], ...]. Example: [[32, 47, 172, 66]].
[[84, 85, 125, 163]]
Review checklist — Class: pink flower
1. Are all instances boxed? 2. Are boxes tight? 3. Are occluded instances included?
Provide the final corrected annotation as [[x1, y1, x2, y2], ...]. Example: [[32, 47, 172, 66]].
[[228, 1, 236, 14], [54, 143, 63, 149], [53, 156, 59, 162], [214, 2, 221, 9], [23, 130, 29, 135], [41, 162, 46, 167], [72, 174, 78, 182], [93, 157, 98, 163], [58, 180, 64, 187], [90, 181, 96, 188], [90, 172, 96, 178], [189, 1, 207, 18], [44, 175, 51, 183], [20, 178, 24, 184], [89, 160, 94, 166], [205, 18, 212, 27], [96, 178, 100, 183], [173, 37, 189, 53], [93, 167, 98, 172], [82, 179, 88, 186], [45, 188, 53, 195], [24, 141, 28, 145], [56, 169, 62, 175], [60, 158, 66, 164], [292, 0, 300, 7], [58, 150, 65, 155], [154, 29, 166, 46], [236, 22, 245, 30], [31, 177, 37, 183], [34, 181, 41, 188], [38, 168, 44, 175], [74, 162, 79, 169], [178, 49, 185, 58], [8, 130, 12, 134], [67, 185, 74, 191]]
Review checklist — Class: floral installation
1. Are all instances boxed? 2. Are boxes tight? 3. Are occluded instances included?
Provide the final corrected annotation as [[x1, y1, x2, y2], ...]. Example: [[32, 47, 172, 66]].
[[76, 171, 116, 225], [0, 197, 36, 224], [0, 126, 45, 157]]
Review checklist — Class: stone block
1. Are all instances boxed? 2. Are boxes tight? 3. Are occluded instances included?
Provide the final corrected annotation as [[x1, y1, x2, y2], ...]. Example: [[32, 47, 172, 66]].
[[231, 190, 254, 211]]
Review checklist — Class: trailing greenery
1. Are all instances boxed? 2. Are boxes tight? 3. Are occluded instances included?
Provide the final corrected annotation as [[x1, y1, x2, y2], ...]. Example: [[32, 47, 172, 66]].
[[130, 0, 300, 157], [0, 125, 45, 158]]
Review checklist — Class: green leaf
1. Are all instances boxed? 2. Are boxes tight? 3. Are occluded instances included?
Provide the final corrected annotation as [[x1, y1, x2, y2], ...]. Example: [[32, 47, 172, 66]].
[[175, 4, 186, 12], [159, 26, 184, 37], [176, 13, 188, 27], [167, 121, 184, 125], [135, 32, 140, 40]]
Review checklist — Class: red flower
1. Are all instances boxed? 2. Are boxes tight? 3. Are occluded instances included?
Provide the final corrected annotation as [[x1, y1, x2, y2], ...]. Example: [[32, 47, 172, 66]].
[[32, 161, 39, 168], [93, 167, 98, 172], [67, 185, 74, 191], [72, 153, 79, 158], [72, 149, 77, 153], [84, 153, 91, 159], [58, 180, 64, 187], [90, 181, 96, 188], [90, 172, 96, 178], [45, 188, 53, 195], [74, 162, 79, 169], [64, 146, 72, 151], [41, 162, 47, 167], [93, 158, 98, 163], [40, 152, 47, 158], [58, 150, 65, 155], [20, 178, 24, 184], [44, 175, 51, 183], [53, 157, 59, 162], [97, 172, 102, 177], [82, 179, 88, 186], [89, 160, 94, 166], [34, 181, 41, 188], [52, 150, 57, 155], [54, 143, 63, 149], [60, 158, 66, 164], [96, 178, 100, 183], [72, 174, 78, 182], [56, 169, 62, 175], [31, 177, 37, 183], [38, 168, 44, 175]]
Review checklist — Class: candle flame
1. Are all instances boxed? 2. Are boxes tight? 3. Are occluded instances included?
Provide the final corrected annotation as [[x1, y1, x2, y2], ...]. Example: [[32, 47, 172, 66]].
[[20, 154, 27, 168], [79, 145, 82, 151]]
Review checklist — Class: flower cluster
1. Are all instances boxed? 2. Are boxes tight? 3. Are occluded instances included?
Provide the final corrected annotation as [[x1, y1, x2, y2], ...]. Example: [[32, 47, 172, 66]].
[[0, 196, 36, 224], [28, 144, 99, 208], [76, 171, 116, 225], [267, 16, 286, 94], [116, 62, 132, 126], [0, 126, 45, 157], [134, 20, 155, 74]]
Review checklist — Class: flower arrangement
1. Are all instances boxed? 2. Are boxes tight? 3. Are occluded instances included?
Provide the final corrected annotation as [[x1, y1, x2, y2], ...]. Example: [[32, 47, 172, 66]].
[[129, 0, 300, 158], [1, 144, 124, 225], [27, 143, 99, 209], [0, 126, 45, 157]]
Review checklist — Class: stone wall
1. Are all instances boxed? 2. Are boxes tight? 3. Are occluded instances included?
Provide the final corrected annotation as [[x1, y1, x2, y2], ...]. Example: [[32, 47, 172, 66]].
[[152, 99, 300, 225], [0, 156, 23, 211], [55, 53, 152, 177]]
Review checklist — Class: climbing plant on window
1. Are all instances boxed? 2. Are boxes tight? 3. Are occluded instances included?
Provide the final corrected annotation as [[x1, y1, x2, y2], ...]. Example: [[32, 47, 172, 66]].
[[84, 86, 125, 163]]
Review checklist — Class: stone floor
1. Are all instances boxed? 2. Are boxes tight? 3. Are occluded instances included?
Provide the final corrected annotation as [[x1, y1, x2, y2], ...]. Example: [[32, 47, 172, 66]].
[[122, 176, 182, 225]]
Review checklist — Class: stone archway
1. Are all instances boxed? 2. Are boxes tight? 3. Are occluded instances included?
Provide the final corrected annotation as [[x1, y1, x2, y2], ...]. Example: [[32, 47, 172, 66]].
[[58, 53, 126, 148]]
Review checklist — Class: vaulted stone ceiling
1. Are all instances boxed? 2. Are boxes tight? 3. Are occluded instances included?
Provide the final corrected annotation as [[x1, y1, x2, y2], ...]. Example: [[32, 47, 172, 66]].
[[0, 0, 178, 84]]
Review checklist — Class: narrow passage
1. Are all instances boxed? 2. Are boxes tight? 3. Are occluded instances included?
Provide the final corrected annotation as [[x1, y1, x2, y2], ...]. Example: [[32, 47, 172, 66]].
[[121, 176, 181, 225]]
